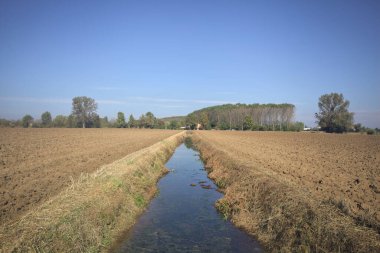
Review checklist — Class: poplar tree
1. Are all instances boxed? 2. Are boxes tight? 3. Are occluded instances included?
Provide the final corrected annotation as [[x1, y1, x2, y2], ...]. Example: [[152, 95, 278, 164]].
[[71, 96, 98, 128]]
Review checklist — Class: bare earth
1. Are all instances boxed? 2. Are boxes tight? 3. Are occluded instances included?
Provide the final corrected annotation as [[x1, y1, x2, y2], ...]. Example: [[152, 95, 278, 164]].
[[194, 131, 380, 223], [0, 128, 180, 225]]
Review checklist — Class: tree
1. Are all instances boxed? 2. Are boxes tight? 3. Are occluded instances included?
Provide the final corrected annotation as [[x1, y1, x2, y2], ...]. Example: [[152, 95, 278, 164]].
[[289, 122, 304, 132], [155, 119, 165, 129], [186, 103, 296, 131], [138, 114, 146, 128], [243, 116, 253, 130], [100, 117, 109, 128], [128, 114, 136, 128], [22, 115, 34, 128], [145, 112, 156, 129], [41, 111, 52, 127], [353, 123, 363, 133], [199, 112, 209, 130], [315, 93, 354, 133], [89, 114, 100, 128], [71, 96, 98, 128], [53, 115, 67, 127], [0, 118, 12, 127], [185, 113, 197, 130], [67, 114, 77, 128], [168, 120, 178, 129], [116, 112, 126, 128]]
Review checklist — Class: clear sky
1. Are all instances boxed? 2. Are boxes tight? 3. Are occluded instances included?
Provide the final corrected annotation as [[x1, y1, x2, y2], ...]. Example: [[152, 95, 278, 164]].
[[1, 0, 379, 127]]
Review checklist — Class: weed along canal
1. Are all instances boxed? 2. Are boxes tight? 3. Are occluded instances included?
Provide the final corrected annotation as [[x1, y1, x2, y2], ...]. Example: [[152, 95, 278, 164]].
[[114, 140, 263, 253]]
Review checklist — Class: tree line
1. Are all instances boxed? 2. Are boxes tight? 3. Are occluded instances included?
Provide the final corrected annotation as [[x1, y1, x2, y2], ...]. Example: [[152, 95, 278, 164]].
[[1, 93, 378, 134], [114, 111, 168, 129], [185, 103, 305, 131], [0, 96, 170, 129]]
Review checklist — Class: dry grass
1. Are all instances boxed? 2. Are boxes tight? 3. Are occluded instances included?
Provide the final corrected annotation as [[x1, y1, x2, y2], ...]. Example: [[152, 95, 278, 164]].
[[191, 131, 380, 252], [0, 131, 185, 252], [0, 128, 180, 225]]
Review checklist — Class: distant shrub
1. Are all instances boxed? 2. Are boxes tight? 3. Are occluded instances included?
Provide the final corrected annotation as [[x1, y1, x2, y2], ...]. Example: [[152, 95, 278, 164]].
[[288, 122, 304, 132], [251, 124, 259, 131], [242, 116, 253, 130], [258, 126, 266, 131], [31, 121, 42, 128], [366, 129, 375, 135], [219, 122, 231, 130], [22, 115, 34, 128]]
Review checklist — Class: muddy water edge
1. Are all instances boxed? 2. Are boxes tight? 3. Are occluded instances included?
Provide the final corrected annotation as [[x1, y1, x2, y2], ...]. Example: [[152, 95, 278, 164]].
[[112, 138, 263, 253]]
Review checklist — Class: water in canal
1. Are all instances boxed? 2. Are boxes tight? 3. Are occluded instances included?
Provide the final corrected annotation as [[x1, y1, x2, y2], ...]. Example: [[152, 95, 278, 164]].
[[114, 140, 263, 253]]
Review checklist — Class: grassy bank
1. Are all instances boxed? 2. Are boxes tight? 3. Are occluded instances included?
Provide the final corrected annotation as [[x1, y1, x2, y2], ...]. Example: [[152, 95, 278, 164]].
[[191, 132, 380, 252], [0, 131, 185, 252]]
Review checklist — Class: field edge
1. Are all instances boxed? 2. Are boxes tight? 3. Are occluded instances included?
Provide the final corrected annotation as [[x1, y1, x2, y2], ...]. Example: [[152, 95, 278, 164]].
[[0, 131, 186, 252], [190, 131, 380, 253]]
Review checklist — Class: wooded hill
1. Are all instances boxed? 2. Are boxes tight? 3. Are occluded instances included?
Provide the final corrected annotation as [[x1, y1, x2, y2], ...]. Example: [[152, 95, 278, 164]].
[[160, 116, 186, 124], [186, 103, 304, 131]]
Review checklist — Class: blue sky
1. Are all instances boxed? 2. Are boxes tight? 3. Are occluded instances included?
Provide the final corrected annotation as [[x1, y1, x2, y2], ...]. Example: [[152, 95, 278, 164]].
[[1, 0, 379, 127]]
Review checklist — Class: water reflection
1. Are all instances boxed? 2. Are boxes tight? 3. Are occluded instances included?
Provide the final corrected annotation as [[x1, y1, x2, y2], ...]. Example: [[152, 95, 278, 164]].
[[114, 143, 263, 253]]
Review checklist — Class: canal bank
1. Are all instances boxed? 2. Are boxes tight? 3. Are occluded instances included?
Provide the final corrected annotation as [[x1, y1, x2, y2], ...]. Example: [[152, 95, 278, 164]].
[[114, 138, 262, 252], [191, 131, 380, 252], [0, 132, 185, 252]]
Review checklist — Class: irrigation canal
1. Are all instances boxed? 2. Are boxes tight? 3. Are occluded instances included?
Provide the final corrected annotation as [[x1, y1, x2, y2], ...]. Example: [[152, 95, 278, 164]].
[[114, 140, 263, 252]]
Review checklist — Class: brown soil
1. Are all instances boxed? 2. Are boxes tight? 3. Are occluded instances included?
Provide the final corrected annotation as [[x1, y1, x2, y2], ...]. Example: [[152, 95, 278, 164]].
[[192, 131, 380, 252], [1, 131, 185, 252], [0, 128, 180, 225]]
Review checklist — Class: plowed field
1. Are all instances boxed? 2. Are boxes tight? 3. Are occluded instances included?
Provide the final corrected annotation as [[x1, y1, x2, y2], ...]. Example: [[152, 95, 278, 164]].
[[194, 131, 380, 224], [0, 128, 180, 225]]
